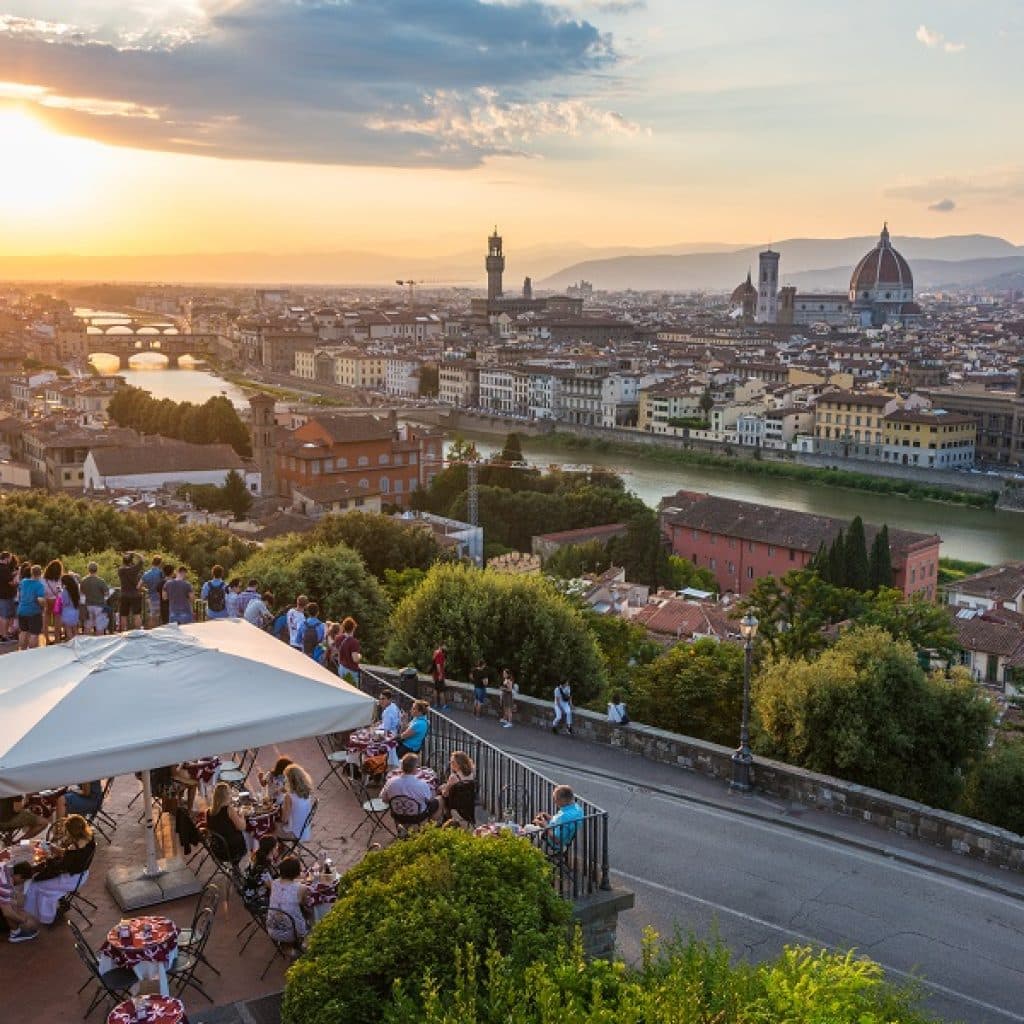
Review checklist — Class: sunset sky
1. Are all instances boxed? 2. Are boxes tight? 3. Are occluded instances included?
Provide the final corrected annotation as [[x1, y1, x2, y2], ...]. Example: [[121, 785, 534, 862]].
[[1, 0, 1023, 268]]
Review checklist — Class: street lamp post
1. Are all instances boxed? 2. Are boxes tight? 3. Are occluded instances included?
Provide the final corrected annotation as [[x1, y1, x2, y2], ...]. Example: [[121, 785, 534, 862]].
[[730, 611, 759, 792]]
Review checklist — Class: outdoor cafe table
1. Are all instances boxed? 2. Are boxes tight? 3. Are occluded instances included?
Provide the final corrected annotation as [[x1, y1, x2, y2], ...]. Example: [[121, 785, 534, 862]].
[[346, 728, 398, 767], [180, 756, 221, 796], [232, 798, 278, 847], [107, 995, 189, 1024], [385, 766, 438, 794], [304, 870, 341, 922], [473, 822, 542, 839], [98, 916, 180, 996], [26, 787, 67, 818]]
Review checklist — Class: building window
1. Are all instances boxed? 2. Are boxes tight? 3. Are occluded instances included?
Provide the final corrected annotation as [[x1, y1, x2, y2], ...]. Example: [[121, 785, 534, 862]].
[[789, 548, 795, 561], [337, 457, 348, 468], [691, 529, 698, 541], [727, 561, 735, 574], [358, 456, 369, 467], [394, 480, 403, 493], [709, 558, 716, 570], [380, 476, 389, 493], [747, 566, 754, 579], [359, 478, 369, 489], [379, 454, 390, 465], [768, 545, 775, 557]]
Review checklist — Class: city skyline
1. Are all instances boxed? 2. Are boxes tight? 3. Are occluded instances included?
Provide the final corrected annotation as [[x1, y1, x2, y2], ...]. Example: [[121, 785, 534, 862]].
[[1, 1, 1024, 269]]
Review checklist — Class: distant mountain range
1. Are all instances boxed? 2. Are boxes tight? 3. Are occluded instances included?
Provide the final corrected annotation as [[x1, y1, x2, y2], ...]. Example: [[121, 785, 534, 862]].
[[3, 234, 1022, 290], [538, 235, 1024, 292]]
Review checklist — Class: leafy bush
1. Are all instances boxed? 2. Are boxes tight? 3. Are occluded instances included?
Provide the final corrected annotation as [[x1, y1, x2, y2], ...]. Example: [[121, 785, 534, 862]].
[[383, 934, 936, 1024], [961, 740, 1024, 835], [754, 626, 993, 808], [282, 828, 571, 1024], [306, 511, 442, 579], [231, 539, 390, 657], [385, 563, 606, 701]]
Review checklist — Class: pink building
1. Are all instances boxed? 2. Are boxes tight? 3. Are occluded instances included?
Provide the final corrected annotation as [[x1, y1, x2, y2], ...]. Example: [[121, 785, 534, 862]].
[[658, 491, 940, 600]]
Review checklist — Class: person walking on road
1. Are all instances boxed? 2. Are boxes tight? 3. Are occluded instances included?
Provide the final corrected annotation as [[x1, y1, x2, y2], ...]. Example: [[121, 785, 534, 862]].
[[470, 658, 491, 719], [499, 668, 516, 728], [552, 681, 573, 735]]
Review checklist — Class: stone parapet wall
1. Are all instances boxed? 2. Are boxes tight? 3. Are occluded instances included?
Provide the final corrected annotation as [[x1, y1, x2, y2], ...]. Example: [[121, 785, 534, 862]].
[[368, 666, 1024, 874]]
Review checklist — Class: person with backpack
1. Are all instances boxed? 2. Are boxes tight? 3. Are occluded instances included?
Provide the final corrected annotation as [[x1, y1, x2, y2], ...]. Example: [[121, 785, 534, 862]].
[[552, 681, 573, 736], [201, 564, 230, 620], [334, 616, 362, 685], [297, 602, 326, 659]]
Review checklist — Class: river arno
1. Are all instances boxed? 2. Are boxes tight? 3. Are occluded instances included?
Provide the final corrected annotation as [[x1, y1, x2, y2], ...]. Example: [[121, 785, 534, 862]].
[[463, 432, 1024, 566]]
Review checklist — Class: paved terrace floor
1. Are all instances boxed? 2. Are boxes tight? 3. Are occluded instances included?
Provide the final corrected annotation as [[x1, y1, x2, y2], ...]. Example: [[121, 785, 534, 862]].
[[0, 736, 369, 1023]]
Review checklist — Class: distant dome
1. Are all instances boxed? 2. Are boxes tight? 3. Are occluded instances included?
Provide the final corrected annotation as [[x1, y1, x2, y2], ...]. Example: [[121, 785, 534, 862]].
[[850, 224, 913, 295]]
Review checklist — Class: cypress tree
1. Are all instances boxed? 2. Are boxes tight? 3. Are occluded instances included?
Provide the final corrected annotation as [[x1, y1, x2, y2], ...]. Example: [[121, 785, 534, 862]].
[[844, 516, 871, 592], [809, 541, 828, 577], [827, 529, 846, 588], [869, 524, 893, 590]]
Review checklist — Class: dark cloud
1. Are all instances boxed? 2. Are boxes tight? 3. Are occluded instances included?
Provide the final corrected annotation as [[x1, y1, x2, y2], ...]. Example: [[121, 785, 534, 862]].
[[928, 198, 956, 212], [0, 0, 623, 167]]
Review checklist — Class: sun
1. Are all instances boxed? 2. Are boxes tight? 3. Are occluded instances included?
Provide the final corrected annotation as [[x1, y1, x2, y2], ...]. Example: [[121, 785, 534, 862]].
[[0, 108, 102, 218]]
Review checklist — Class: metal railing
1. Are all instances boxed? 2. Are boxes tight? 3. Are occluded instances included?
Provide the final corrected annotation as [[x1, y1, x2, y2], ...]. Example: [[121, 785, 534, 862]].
[[360, 666, 611, 900]]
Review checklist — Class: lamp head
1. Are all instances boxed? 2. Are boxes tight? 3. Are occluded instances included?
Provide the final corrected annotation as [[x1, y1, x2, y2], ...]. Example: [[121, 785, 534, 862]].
[[739, 612, 759, 640]]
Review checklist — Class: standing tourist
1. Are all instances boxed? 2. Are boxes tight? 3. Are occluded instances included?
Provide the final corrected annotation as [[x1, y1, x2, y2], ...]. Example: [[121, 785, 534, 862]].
[[201, 564, 230, 620], [141, 556, 166, 629], [57, 572, 82, 641], [430, 642, 448, 709], [552, 681, 573, 736], [243, 589, 274, 629], [499, 668, 516, 728], [16, 564, 46, 650], [297, 602, 325, 659], [80, 562, 110, 636], [236, 578, 261, 618], [334, 616, 362, 685], [0, 551, 19, 644], [42, 559, 63, 644], [164, 566, 195, 625], [117, 551, 144, 632], [224, 578, 243, 617], [287, 595, 308, 651], [469, 658, 491, 720]]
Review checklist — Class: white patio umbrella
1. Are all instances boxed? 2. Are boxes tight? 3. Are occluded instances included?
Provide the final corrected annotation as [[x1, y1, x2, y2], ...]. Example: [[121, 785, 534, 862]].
[[0, 620, 374, 896]]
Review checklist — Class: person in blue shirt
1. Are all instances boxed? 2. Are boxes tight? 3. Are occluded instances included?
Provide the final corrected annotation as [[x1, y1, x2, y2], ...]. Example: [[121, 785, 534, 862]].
[[396, 700, 430, 757], [534, 785, 584, 849], [17, 564, 47, 650], [141, 556, 166, 628], [295, 602, 325, 659], [201, 564, 230, 620]]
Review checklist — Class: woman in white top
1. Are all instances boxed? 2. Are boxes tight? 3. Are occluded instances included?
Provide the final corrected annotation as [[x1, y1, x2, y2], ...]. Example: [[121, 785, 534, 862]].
[[267, 856, 311, 946], [277, 764, 314, 841], [607, 692, 629, 725]]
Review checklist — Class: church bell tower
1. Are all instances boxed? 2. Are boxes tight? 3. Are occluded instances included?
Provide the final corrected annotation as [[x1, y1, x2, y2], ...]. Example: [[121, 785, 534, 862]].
[[248, 392, 277, 498], [486, 227, 505, 302]]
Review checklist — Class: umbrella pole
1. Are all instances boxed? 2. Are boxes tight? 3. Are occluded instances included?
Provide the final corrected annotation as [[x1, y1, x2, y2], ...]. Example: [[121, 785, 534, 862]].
[[141, 770, 161, 878]]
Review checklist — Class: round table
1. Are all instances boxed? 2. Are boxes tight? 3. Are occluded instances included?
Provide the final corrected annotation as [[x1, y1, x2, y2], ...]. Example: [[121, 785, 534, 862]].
[[305, 872, 340, 922], [385, 766, 438, 794], [26, 787, 67, 818], [473, 822, 541, 839], [242, 806, 279, 842], [346, 729, 398, 766], [181, 757, 220, 784], [107, 995, 188, 1024], [98, 916, 180, 996]]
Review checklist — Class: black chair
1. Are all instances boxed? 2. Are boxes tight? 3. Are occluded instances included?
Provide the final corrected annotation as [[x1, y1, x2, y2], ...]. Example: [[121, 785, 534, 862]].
[[277, 798, 319, 863], [178, 879, 223, 976], [349, 776, 393, 847], [203, 829, 244, 892], [261, 908, 305, 980], [83, 780, 116, 843], [57, 859, 98, 929], [315, 735, 353, 790], [444, 780, 478, 828], [69, 918, 136, 1019], [540, 827, 580, 896], [168, 906, 215, 1003], [388, 794, 433, 835]]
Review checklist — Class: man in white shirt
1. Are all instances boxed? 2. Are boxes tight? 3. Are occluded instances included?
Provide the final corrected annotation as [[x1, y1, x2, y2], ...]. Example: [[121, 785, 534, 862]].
[[378, 692, 401, 735], [380, 754, 438, 821], [552, 682, 573, 736], [286, 595, 308, 650]]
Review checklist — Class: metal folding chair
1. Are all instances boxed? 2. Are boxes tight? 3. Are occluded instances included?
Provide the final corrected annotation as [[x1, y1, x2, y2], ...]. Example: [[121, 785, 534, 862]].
[[315, 735, 353, 790], [177, 879, 223, 976], [350, 776, 394, 846], [277, 798, 319, 864], [69, 918, 136, 1019], [168, 905, 215, 1003], [261, 908, 305, 980]]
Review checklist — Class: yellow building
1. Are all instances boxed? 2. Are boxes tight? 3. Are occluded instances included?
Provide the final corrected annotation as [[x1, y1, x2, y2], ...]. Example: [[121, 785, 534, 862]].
[[881, 409, 976, 468], [638, 385, 705, 433], [813, 390, 898, 458]]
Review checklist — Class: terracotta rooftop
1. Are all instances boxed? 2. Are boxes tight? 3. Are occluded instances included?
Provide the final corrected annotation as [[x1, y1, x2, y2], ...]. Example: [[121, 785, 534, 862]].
[[90, 441, 245, 476], [948, 563, 1024, 603]]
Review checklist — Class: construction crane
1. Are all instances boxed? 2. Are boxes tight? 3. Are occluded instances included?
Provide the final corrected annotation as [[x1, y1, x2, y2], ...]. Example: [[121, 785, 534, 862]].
[[395, 278, 471, 308]]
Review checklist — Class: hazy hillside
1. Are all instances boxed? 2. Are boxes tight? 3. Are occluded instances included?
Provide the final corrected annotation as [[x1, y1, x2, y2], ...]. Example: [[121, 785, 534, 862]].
[[538, 235, 1020, 291], [787, 254, 1024, 292]]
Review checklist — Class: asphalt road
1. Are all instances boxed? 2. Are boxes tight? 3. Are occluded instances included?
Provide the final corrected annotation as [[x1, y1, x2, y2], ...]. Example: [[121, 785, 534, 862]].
[[453, 710, 1024, 1024]]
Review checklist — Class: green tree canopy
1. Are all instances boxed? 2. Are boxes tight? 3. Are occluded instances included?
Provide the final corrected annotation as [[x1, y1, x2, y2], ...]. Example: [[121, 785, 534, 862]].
[[961, 740, 1024, 835], [544, 539, 613, 579], [282, 828, 570, 1024], [662, 554, 719, 594], [307, 510, 443, 579], [844, 516, 871, 592], [630, 638, 746, 745], [498, 432, 524, 463], [754, 626, 993, 807], [582, 610, 660, 703], [869, 523, 893, 589], [858, 588, 957, 657], [385, 563, 606, 700], [231, 539, 390, 656]]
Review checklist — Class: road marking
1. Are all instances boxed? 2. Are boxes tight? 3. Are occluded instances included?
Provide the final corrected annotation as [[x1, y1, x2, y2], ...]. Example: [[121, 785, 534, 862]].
[[511, 746, 1024, 907], [613, 868, 1024, 1023]]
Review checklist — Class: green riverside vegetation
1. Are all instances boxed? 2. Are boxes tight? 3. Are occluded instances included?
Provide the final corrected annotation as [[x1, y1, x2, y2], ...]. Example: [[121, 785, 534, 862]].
[[533, 432, 1000, 508]]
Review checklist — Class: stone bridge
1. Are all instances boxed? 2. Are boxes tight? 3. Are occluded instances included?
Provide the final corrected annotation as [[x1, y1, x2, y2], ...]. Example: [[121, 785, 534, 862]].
[[85, 331, 218, 366]]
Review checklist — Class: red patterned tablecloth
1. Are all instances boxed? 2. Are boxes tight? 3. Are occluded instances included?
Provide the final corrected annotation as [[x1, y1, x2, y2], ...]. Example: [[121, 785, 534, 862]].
[[385, 766, 438, 794], [26, 787, 67, 818], [108, 995, 188, 1024], [100, 916, 179, 970], [243, 807, 278, 840], [346, 729, 397, 758], [305, 874, 340, 908], [473, 822, 541, 839], [181, 757, 220, 784]]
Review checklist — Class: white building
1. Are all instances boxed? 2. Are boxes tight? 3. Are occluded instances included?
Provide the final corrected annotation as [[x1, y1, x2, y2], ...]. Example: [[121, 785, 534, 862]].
[[84, 440, 260, 494], [385, 356, 421, 398], [479, 367, 517, 414]]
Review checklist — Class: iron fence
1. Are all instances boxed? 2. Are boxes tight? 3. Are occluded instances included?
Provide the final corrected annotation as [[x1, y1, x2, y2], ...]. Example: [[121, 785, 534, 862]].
[[360, 666, 610, 899]]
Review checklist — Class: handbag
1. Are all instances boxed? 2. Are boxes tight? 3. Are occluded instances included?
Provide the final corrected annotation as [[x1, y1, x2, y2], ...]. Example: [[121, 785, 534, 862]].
[[53, 593, 63, 616]]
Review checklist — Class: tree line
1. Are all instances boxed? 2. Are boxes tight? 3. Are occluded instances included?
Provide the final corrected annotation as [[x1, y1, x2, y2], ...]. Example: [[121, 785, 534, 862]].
[[107, 386, 252, 457]]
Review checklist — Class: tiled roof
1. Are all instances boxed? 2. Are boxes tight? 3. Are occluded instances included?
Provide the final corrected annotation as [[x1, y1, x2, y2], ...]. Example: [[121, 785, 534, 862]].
[[304, 414, 393, 443], [90, 440, 244, 476], [659, 491, 937, 557], [953, 607, 1024, 661], [634, 599, 737, 640], [293, 479, 377, 503], [948, 563, 1024, 602]]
